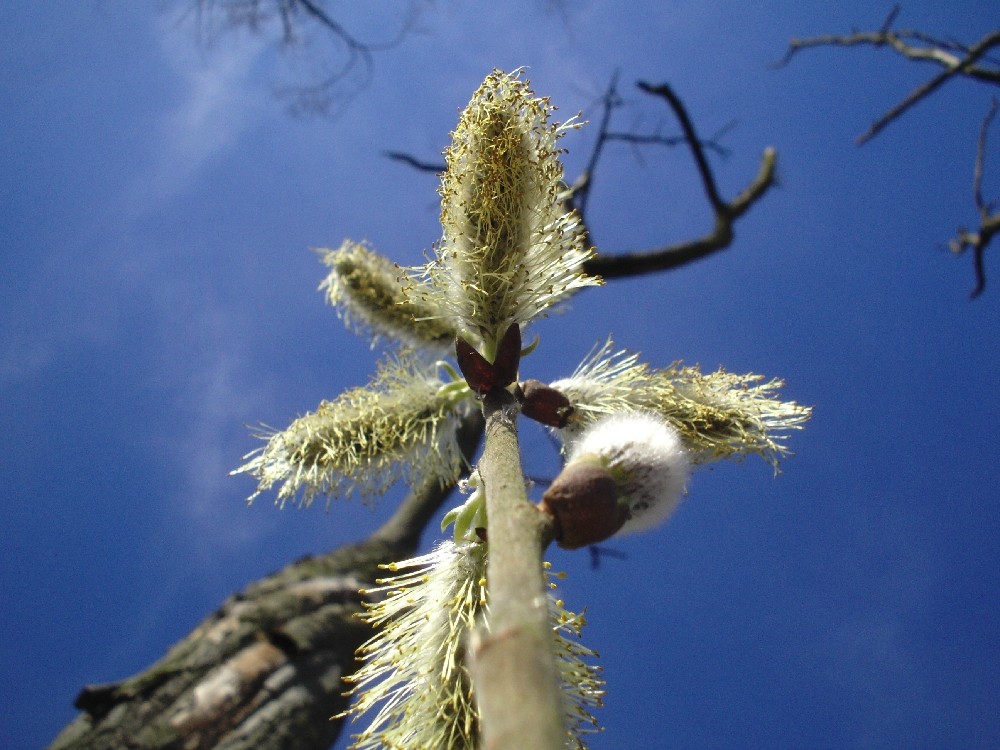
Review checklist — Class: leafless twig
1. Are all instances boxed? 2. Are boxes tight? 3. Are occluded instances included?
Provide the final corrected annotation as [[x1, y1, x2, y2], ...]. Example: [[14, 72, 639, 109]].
[[949, 98, 1000, 298], [774, 6, 1000, 143], [566, 73, 732, 219], [384, 151, 445, 173], [582, 81, 777, 280], [567, 70, 623, 218], [776, 8, 999, 296], [187, 0, 423, 115], [604, 125, 733, 158]]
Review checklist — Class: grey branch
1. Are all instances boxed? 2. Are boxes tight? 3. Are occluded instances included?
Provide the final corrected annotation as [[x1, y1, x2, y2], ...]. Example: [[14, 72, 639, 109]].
[[566, 72, 731, 219], [776, 9, 999, 296], [774, 4, 1000, 84], [774, 6, 1000, 143], [47, 413, 484, 750], [949, 97, 1000, 298]]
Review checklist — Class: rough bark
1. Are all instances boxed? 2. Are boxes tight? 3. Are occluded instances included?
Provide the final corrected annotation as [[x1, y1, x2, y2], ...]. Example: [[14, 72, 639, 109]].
[[48, 413, 483, 750]]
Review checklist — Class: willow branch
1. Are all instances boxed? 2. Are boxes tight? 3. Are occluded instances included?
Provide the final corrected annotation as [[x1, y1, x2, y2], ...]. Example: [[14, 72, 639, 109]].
[[469, 389, 562, 750]]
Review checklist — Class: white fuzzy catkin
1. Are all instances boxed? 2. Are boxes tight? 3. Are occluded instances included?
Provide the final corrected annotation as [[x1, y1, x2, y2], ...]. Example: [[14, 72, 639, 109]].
[[568, 411, 691, 534]]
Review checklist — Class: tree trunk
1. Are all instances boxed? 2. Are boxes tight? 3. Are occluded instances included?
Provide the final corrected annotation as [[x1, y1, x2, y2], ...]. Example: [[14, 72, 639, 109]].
[[48, 413, 483, 750]]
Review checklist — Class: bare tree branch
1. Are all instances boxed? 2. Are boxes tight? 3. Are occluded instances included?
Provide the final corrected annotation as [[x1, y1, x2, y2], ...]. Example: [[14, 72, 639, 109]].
[[855, 29, 1000, 144], [776, 9, 999, 296], [186, 0, 422, 115], [583, 82, 777, 280], [566, 73, 732, 219], [637, 82, 725, 209], [584, 146, 777, 279], [775, 5, 1000, 85], [950, 97, 1000, 298], [603, 127, 732, 158], [774, 7, 1000, 143], [384, 151, 445, 174], [568, 70, 622, 218]]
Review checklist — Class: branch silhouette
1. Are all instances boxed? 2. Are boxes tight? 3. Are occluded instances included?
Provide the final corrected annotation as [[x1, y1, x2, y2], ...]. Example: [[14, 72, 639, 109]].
[[187, 0, 421, 115], [950, 98, 1000, 298], [775, 6, 1000, 296], [775, 6, 1000, 144], [582, 81, 776, 280]]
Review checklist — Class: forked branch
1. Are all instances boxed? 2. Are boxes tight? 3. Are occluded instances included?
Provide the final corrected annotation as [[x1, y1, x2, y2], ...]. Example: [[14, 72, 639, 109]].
[[188, 0, 421, 115], [776, 8, 999, 296], [583, 81, 777, 280], [774, 6, 1000, 143]]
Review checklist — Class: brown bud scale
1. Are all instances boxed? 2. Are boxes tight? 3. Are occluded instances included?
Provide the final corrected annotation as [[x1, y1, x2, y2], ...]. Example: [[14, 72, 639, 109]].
[[519, 379, 573, 428], [538, 461, 625, 550]]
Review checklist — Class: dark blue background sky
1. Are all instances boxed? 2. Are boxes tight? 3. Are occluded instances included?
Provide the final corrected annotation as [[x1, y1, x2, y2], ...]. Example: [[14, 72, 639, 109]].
[[3, 2, 999, 748]]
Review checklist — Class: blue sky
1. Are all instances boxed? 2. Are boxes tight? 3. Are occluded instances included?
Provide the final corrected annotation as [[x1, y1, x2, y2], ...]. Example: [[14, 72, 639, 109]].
[[3, 2, 999, 748]]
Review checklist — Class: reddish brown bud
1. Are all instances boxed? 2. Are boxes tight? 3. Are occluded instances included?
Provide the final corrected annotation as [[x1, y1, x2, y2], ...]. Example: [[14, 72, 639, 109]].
[[455, 323, 521, 395], [455, 336, 494, 394], [538, 460, 626, 550], [491, 323, 522, 389], [519, 379, 574, 428]]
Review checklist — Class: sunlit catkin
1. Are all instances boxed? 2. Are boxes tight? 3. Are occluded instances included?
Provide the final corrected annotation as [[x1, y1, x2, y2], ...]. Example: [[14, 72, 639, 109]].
[[413, 69, 601, 356], [343, 542, 603, 749], [319, 240, 457, 349], [234, 353, 470, 507], [552, 339, 811, 468]]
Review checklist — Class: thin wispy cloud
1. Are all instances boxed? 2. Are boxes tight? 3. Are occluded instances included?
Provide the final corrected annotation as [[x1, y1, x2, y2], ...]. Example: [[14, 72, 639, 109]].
[[1, 19, 270, 389], [123, 20, 271, 217], [150, 298, 273, 546]]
